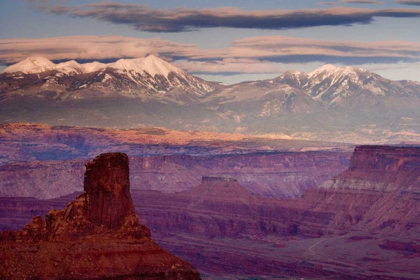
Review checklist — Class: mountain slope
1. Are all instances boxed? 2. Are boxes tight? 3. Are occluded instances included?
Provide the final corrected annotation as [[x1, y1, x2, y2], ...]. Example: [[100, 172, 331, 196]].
[[277, 64, 420, 109], [1, 55, 219, 103], [1, 58, 420, 143], [2, 56, 56, 74]]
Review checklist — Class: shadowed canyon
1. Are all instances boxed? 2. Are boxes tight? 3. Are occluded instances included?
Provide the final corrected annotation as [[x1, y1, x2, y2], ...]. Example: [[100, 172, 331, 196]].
[[1, 140, 419, 278]]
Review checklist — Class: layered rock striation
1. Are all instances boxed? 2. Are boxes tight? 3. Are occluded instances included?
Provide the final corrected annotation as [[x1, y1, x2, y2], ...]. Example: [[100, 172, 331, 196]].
[[0, 152, 201, 279], [2, 146, 420, 278]]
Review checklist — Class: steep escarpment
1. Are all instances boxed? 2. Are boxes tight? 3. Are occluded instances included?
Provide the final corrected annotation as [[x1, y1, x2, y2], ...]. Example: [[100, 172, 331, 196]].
[[0, 153, 201, 280], [325, 145, 420, 191], [130, 151, 351, 198], [0, 151, 351, 199], [306, 145, 420, 235], [2, 146, 420, 279]]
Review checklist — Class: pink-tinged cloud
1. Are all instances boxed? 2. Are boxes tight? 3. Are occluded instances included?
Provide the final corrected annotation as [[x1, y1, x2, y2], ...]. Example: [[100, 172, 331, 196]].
[[174, 59, 288, 75], [0, 36, 200, 64], [1, 35, 420, 74], [39, 3, 420, 32]]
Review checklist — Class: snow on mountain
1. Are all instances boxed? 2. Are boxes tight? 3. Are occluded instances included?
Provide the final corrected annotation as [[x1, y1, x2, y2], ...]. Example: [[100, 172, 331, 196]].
[[1, 55, 217, 100], [81, 61, 107, 73], [273, 70, 309, 88], [108, 55, 184, 77], [2, 54, 185, 79], [276, 64, 420, 108], [2, 56, 56, 74], [55, 60, 84, 75]]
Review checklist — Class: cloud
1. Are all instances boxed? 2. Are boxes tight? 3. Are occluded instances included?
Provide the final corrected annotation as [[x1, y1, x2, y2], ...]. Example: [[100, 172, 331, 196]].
[[320, 0, 382, 5], [38, 3, 420, 32], [0, 36, 200, 64], [224, 36, 420, 64], [1, 35, 420, 75], [395, 0, 420, 6], [174, 59, 287, 75]]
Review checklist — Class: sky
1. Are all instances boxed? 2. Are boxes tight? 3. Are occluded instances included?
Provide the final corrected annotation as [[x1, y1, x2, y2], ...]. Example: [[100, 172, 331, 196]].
[[0, 0, 420, 84]]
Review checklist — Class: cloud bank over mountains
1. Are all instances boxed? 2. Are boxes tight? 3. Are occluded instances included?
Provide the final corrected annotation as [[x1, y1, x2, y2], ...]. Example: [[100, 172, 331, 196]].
[[1, 35, 420, 75]]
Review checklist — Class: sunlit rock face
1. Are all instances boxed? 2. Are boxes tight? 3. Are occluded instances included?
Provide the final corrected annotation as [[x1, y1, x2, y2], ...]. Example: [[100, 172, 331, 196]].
[[0, 153, 201, 280]]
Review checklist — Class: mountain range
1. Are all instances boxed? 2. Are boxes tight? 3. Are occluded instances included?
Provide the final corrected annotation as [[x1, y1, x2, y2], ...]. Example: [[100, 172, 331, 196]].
[[1, 55, 420, 143]]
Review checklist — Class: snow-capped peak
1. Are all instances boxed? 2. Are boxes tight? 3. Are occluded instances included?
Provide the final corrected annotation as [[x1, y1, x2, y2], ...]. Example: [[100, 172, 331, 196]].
[[55, 60, 83, 74], [308, 64, 369, 80], [308, 64, 341, 78], [3, 56, 56, 74], [108, 54, 184, 78], [1, 55, 187, 79], [138, 54, 184, 77]]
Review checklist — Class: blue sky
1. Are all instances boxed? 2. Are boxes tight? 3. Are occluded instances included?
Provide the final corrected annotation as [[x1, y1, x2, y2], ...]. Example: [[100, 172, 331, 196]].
[[1, 0, 420, 84]]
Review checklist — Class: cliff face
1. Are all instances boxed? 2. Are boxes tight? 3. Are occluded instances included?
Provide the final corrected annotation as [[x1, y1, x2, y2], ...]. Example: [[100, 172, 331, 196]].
[[83, 153, 136, 230], [306, 145, 420, 236], [0, 151, 351, 199], [1, 146, 419, 279], [323, 145, 420, 192], [349, 145, 420, 172], [132, 146, 420, 240], [128, 151, 351, 198], [0, 153, 201, 280]]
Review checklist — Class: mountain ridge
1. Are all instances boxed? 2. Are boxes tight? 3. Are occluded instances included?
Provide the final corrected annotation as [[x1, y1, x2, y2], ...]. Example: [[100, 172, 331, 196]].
[[1, 56, 420, 143]]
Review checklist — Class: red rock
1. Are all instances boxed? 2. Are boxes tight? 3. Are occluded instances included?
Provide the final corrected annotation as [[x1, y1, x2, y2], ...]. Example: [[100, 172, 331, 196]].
[[0, 152, 201, 280], [83, 153, 136, 230], [2, 146, 420, 278]]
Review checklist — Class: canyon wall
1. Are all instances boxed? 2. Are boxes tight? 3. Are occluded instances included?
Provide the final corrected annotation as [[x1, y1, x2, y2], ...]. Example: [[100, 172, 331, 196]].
[[130, 151, 351, 198], [0, 151, 351, 199], [1, 146, 419, 278]]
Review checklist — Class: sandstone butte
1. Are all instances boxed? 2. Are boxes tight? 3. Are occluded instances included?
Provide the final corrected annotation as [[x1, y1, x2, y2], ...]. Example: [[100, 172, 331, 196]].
[[0, 152, 202, 280]]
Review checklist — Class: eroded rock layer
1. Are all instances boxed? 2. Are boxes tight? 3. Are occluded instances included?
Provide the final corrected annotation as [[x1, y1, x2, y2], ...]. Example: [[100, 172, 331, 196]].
[[2, 146, 420, 278], [0, 152, 201, 280]]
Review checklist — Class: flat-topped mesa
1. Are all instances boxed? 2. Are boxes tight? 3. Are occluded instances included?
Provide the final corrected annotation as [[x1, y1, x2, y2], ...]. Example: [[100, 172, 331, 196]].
[[322, 145, 420, 192], [84, 153, 135, 230], [350, 145, 420, 172]]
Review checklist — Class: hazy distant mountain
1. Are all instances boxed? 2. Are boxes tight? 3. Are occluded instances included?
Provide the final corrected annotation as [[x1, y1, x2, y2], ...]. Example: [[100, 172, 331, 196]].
[[276, 64, 420, 109], [1, 55, 220, 103], [1, 56, 420, 143], [204, 80, 324, 128]]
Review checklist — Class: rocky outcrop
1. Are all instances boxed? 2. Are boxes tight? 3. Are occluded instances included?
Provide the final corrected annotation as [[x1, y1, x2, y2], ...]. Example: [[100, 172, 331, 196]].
[[0, 153, 201, 280], [83, 153, 136, 230], [2, 146, 419, 279], [310, 145, 420, 235]]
